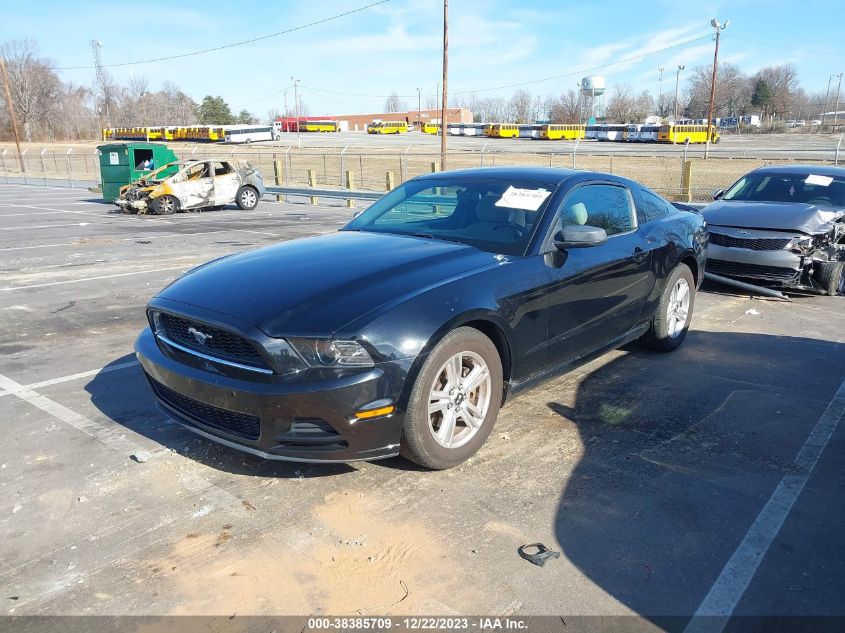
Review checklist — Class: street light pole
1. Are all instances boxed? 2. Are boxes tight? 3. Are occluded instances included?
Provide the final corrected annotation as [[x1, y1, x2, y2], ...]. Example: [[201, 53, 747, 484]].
[[440, 0, 449, 170], [658, 66, 665, 105], [674, 65, 685, 121], [834, 73, 843, 132], [706, 18, 729, 157], [291, 77, 301, 148], [417, 87, 421, 131], [822, 75, 833, 129]]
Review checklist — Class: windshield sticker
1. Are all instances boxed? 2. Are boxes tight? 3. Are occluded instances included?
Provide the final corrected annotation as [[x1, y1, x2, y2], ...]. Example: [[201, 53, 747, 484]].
[[805, 174, 833, 187], [495, 186, 552, 211]]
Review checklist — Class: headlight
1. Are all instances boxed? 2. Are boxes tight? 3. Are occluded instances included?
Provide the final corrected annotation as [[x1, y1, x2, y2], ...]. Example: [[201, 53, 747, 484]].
[[288, 338, 374, 368], [787, 235, 814, 254]]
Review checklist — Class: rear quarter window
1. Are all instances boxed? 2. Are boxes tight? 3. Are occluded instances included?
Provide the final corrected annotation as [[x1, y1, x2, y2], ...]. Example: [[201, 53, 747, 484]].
[[638, 189, 676, 223]]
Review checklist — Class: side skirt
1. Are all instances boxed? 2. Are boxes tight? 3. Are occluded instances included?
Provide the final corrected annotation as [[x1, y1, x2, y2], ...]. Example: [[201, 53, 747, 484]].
[[504, 322, 651, 402]]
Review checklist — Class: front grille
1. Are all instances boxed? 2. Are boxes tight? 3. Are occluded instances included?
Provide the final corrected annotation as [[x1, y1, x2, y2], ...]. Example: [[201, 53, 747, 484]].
[[706, 259, 800, 283], [155, 312, 269, 371], [149, 377, 260, 440], [709, 232, 790, 251]]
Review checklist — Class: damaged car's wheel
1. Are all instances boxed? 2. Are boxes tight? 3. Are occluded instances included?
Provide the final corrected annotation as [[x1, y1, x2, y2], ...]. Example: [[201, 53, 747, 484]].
[[641, 263, 696, 352], [236, 186, 259, 210], [815, 260, 845, 296], [152, 195, 178, 215]]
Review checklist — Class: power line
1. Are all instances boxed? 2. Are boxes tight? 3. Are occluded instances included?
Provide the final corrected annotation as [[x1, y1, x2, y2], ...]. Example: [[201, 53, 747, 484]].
[[300, 32, 713, 100], [724, 34, 844, 59], [50, 0, 390, 70]]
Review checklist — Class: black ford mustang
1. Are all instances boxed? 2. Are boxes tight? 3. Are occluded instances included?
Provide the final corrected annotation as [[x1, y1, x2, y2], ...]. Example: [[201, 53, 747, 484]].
[[136, 167, 707, 469]]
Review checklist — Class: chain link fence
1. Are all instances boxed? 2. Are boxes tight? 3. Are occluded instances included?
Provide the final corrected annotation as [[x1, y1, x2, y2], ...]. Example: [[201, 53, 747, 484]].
[[1, 139, 843, 202]]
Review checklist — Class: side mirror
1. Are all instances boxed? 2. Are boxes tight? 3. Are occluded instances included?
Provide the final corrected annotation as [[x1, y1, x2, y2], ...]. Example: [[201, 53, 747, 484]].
[[713, 189, 725, 200], [554, 225, 608, 250]]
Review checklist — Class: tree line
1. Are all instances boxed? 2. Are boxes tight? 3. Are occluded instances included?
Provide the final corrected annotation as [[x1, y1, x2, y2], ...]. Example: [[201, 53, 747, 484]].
[[0, 39, 265, 142]]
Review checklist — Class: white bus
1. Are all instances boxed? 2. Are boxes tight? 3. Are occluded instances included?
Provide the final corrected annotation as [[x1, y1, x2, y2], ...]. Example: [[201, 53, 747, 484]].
[[223, 125, 274, 144], [596, 124, 626, 141]]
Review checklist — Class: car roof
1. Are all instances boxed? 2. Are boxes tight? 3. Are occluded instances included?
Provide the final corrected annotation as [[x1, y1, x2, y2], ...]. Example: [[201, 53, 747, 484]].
[[750, 165, 845, 177]]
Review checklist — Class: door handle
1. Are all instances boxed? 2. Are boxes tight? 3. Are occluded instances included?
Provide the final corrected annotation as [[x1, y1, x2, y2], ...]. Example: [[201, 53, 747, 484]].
[[633, 247, 647, 263]]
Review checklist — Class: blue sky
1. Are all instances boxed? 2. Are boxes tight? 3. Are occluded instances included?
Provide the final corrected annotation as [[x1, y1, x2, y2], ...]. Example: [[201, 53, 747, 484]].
[[2, 0, 844, 117]]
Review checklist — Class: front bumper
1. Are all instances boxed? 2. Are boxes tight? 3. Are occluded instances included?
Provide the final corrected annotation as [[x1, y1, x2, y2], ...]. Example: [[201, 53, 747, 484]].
[[115, 197, 149, 212], [135, 327, 405, 462]]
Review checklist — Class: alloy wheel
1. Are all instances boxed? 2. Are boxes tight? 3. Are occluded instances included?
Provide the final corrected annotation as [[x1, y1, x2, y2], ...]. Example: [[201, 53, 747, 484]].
[[241, 189, 257, 208], [427, 351, 492, 449], [667, 277, 690, 337]]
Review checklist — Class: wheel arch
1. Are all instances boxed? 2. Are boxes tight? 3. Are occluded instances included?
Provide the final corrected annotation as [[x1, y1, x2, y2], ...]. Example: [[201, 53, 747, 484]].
[[393, 310, 515, 410]]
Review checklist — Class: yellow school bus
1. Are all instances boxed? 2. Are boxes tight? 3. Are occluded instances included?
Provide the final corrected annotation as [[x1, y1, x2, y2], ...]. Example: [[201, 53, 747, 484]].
[[161, 126, 184, 141], [422, 123, 440, 135], [145, 127, 164, 141], [657, 124, 720, 144], [484, 123, 519, 138], [299, 120, 339, 132], [367, 121, 409, 134], [538, 124, 586, 140], [208, 126, 226, 142]]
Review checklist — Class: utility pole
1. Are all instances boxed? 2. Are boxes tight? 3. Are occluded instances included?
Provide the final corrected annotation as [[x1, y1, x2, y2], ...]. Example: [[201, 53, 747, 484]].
[[417, 87, 421, 130], [834, 73, 843, 132], [0, 56, 25, 173], [440, 0, 448, 170], [674, 65, 685, 121], [658, 66, 665, 104], [822, 75, 833, 128], [706, 19, 729, 157], [291, 77, 301, 148], [90, 39, 110, 129]]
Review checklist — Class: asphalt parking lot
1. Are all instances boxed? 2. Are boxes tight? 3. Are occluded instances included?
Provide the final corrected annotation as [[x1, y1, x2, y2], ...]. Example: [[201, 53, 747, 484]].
[[0, 183, 843, 627]]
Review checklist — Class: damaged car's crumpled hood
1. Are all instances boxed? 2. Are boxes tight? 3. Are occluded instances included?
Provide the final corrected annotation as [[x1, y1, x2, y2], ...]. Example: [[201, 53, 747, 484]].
[[703, 200, 845, 234]]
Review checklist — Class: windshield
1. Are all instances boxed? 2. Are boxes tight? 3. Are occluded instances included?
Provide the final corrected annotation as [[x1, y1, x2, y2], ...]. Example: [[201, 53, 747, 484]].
[[342, 177, 558, 255], [138, 161, 180, 182], [723, 172, 845, 208]]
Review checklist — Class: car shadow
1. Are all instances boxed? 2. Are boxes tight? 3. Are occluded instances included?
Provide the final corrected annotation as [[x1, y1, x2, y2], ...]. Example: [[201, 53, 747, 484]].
[[85, 355, 356, 478], [551, 330, 845, 625]]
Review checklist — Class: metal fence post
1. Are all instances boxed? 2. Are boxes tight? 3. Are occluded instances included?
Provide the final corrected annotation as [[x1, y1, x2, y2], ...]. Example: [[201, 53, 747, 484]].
[[400, 145, 412, 183], [284, 146, 292, 195], [1, 149, 7, 184], [67, 149, 74, 188], [835, 133, 843, 166], [340, 146, 348, 187], [40, 148, 48, 185], [572, 138, 580, 169], [21, 149, 28, 185], [480, 142, 487, 167], [191, 145, 198, 158]]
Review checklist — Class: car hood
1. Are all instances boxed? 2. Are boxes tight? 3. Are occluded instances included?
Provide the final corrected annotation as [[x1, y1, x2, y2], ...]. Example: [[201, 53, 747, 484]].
[[156, 230, 500, 337], [702, 200, 845, 234]]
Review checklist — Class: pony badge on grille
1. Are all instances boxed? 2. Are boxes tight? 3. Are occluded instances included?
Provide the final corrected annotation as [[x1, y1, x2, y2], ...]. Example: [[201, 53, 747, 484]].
[[187, 327, 213, 345]]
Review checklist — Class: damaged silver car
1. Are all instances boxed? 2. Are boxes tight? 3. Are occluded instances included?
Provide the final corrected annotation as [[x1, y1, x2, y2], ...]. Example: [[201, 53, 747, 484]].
[[115, 159, 265, 215], [703, 166, 845, 296]]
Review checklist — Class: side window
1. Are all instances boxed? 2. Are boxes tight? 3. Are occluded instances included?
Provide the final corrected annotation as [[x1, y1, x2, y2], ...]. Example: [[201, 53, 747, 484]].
[[559, 185, 635, 236], [639, 189, 675, 223]]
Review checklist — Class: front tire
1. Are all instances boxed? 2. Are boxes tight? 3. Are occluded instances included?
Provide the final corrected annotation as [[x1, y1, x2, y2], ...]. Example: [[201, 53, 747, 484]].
[[151, 195, 178, 215], [641, 263, 696, 352], [400, 327, 503, 469], [815, 260, 845, 296], [236, 186, 259, 210]]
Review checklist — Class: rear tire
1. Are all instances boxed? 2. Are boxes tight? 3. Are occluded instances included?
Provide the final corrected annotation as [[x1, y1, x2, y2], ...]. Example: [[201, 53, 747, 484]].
[[400, 327, 503, 470], [151, 195, 178, 215], [641, 263, 696, 352], [815, 260, 845, 296], [236, 186, 259, 210]]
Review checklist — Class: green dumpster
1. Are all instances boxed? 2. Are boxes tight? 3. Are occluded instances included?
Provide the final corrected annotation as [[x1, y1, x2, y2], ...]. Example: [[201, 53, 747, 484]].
[[97, 142, 179, 202]]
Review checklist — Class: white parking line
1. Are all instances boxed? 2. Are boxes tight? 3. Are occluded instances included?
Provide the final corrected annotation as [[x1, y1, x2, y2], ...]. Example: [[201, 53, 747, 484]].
[[0, 221, 94, 231], [0, 371, 148, 456], [0, 229, 235, 252], [0, 266, 189, 291], [0, 360, 140, 398], [683, 376, 845, 633]]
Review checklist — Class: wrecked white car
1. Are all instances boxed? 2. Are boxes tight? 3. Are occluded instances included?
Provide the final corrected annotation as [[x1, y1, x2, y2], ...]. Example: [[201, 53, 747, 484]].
[[703, 166, 845, 296], [115, 159, 265, 215]]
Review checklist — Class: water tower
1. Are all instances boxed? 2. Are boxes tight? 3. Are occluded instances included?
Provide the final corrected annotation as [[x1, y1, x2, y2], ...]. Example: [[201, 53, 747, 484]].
[[580, 76, 606, 122]]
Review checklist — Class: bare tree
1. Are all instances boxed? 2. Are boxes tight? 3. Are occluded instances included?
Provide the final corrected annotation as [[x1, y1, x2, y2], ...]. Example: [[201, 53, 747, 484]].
[[549, 89, 580, 123], [752, 64, 800, 118], [0, 39, 62, 140], [509, 89, 533, 123], [632, 90, 655, 122], [384, 91, 407, 112], [605, 86, 635, 122], [685, 62, 751, 119]]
